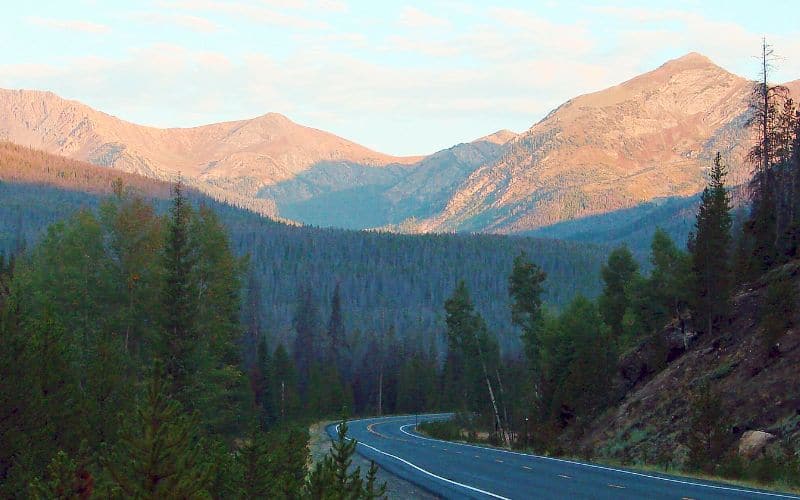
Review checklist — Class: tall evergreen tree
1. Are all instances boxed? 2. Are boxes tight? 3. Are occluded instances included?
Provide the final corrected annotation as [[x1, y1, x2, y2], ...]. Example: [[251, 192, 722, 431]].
[[745, 39, 793, 275], [445, 281, 508, 445], [159, 183, 199, 405], [689, 153, 733, 335], [326, 282, 347, 377], [551, 297, 615, 424], [293, 284, 320, 393], [251, 336, 274, 426], [103, 361, 212, 498], [272, 344, 300, 421], [598, 246, 640, 340], [508, 253, 547, 372]]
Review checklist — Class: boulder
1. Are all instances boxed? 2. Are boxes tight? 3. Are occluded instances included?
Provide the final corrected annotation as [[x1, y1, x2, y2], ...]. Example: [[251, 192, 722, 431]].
[[737, 430, 776, 459]]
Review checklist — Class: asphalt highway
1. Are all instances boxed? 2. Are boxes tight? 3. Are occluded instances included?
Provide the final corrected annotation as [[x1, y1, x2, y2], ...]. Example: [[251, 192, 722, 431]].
[[327, 414, 800, 500]]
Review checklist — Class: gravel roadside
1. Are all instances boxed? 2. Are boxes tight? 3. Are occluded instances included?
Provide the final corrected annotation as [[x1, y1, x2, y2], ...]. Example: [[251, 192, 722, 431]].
[[309, 421, 439, 499]]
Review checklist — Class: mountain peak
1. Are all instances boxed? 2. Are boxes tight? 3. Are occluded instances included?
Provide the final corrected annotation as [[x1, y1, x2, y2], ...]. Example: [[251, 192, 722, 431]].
[[658, 52, 719, 72], [474, 129, 518, 145]]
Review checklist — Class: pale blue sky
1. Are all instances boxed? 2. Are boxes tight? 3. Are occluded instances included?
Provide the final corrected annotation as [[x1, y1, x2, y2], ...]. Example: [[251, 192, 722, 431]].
[[2, 1, 799, 155]]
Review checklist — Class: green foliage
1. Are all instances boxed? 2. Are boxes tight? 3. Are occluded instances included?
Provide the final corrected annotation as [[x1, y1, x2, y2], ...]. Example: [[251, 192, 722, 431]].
[[760, 268, 796, 353], [29, 450, 93, 500], [689, 153, 733, 335], [395, 351, 439, 414], [229, 425, 309, 499], [546, 297, 616, 425], [102, 361, 213, 499], [444, 281, 501, 417], [0, 186, 251, 494], [621, 229, 691, 349], [417, 419, 464, 441], [306, 363, 353, 418], [686, 383, 728, 472], [598, 246, 640, 340], [272, 343, 302, 421], [508, 252, 548, 369], [307, 420, 386, 499], [159, 183, 200, 406]]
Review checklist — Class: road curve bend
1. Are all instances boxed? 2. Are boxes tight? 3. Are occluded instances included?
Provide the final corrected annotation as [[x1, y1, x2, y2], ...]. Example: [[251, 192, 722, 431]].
[[327, 414, 800, 500]]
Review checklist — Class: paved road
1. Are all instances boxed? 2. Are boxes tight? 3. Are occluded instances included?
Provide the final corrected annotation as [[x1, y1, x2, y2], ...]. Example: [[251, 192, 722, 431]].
[[327, 414, 800, 500]]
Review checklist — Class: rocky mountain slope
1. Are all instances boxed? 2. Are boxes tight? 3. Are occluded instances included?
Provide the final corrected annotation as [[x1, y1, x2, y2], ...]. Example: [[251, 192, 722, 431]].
[[0, 88, 419, 217], [404, 53, 768, 234], [263, 130, 516, 228], [578, 262, 800, 469], [2, 54, 797, 239]]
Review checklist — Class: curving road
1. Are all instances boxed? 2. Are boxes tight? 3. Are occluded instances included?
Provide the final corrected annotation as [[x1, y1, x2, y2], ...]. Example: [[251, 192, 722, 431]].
[[327, 414, 800, 500]]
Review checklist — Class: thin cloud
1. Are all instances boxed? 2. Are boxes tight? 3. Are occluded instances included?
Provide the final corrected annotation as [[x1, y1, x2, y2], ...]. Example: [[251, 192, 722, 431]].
[[132, 12, 220, 32], [399, 6, 450, 29], [161, 0, 331, 30], [27, 16, 111, 34]]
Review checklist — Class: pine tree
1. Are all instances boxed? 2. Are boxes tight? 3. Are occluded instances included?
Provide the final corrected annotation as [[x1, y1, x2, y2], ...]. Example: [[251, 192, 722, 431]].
[[29, 450, 93, 500], [550, 297, 615, 425], [272, 344, 300, 421], [362, 462, 386, 500], [103, 361, 212, 499], [625, 229, 692, 342], [239, 427, 271, 498], [598, 246, 640, 340], [686, 384, 728, 472], [293, 284, 320, 394], [445, 281, 508, 445], [306, 420, 386, 499], [250, 336, 274, 426], [508, 253, 547, 372], [689, 153, 733, 335], [746, 39, 793, 275], [327, 282, 348, 378], [159, 183, 199, 405]]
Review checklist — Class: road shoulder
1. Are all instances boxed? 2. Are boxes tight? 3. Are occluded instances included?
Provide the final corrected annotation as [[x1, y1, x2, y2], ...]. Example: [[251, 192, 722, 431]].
[[309, 421, 440, 500]]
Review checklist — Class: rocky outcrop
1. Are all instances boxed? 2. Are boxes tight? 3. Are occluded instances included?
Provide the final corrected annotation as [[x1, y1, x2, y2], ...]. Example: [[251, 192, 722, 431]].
[[579, 264, 800, 465], [737, 431, 776, 459], [616, 320, 699, 395]]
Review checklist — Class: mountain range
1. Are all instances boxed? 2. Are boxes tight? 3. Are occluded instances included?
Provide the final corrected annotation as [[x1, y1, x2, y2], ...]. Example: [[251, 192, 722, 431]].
[[2, 52, 797, 239]]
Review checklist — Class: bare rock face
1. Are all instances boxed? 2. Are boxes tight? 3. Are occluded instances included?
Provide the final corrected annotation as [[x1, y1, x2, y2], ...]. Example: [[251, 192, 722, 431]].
[[737, 430, 776, 459], [616, 321, 699, 395], [404, 53, 782, 234]]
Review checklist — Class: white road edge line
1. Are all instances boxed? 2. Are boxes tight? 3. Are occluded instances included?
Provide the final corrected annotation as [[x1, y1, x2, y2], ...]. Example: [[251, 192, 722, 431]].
[[398, 421, 800, 499], [336, 422, 510, 500]]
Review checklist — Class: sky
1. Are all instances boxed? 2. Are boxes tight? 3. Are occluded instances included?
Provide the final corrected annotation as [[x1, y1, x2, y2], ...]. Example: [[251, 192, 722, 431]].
[[2, 1, 800, 156]]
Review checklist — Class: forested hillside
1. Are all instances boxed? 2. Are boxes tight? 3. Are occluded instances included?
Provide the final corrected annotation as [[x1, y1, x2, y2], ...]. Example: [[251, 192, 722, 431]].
[[0, 142, 608, 497], [0, 142, 605, 353]]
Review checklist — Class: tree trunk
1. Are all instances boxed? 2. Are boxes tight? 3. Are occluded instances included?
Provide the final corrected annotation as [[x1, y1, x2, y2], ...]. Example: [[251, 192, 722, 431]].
[[473, 337, 509, 447], [377, 367, 383, 417]]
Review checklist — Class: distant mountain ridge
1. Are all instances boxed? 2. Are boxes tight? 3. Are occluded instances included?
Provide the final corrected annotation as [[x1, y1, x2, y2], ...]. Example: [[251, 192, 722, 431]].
[[403, 53, 796, 234], [0, 89, 420, 217], [1, 53, 797, 238]]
